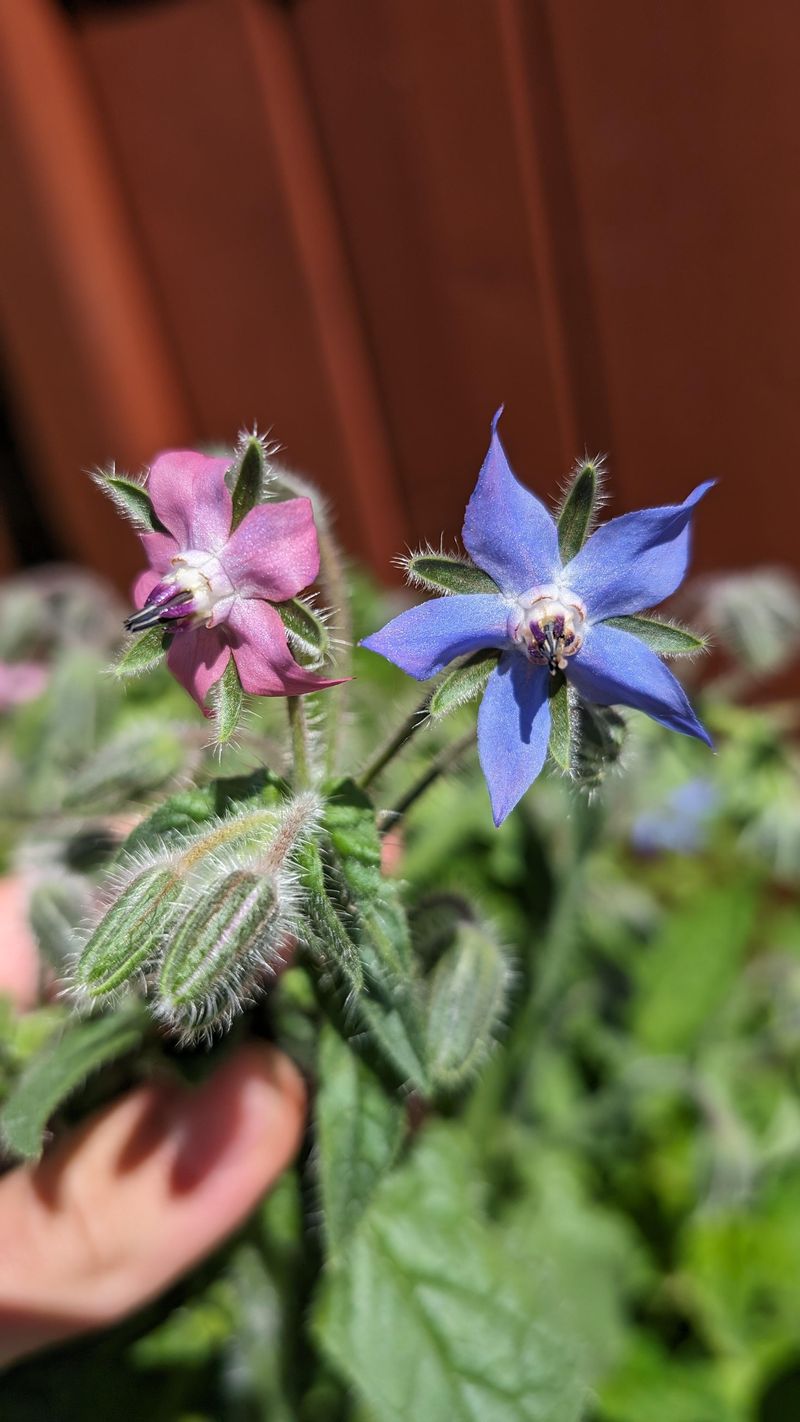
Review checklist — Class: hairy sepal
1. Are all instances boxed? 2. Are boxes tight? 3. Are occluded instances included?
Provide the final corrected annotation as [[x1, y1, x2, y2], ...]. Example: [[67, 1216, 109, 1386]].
[[114, 627, 169, 679], [229, 432, 269, 530], [276, 597, 331, 665], [557, 456, 605, 564], [402, 550, 499, 597], [92, 467, 163, 533], [602, 615, 706, 657], [428, 650, 500, 721]]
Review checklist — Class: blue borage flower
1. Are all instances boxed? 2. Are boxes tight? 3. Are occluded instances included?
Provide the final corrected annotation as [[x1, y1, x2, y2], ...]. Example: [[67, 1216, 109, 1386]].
[[362, 411, 714, 826]]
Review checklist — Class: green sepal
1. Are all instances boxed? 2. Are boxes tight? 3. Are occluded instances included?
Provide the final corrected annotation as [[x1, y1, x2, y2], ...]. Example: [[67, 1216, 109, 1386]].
[[570, 701, 627, 789], [557, 459, 601, 563], [428, 650, 499, 721], [602, 615, 706, 656], [212, 656, 245, 744], [405, 552, 498, 597], [99, 473, 162, 532], [426, 924, 510, 1095], [276, 597, 331, 664], [230, 436, 267, 530], [114, 627, 169, 679], [547, 673, 571, 772], [0, 1006, 147, 1160]]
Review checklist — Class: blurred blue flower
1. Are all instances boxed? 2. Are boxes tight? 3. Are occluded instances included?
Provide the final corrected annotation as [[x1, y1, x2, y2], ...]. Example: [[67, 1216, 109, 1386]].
[[631, 777, 719, 855], [362, 411, 713, 825]]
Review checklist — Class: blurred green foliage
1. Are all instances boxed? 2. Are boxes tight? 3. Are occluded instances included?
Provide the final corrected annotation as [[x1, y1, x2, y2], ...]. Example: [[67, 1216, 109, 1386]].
[[1, 565, 800, 1420]]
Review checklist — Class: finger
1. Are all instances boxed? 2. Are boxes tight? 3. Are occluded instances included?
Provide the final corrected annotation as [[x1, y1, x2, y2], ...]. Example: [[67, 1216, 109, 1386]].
[[0, 876, 39, 1011], [0, 1043, 306, 1366]]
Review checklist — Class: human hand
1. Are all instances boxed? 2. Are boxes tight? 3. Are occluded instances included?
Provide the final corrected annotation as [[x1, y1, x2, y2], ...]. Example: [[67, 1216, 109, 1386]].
[[0, 877, 306, 1368]]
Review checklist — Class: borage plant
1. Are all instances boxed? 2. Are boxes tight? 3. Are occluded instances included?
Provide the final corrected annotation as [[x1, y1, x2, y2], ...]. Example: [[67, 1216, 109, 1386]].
[[0, 418, 713, 1420]]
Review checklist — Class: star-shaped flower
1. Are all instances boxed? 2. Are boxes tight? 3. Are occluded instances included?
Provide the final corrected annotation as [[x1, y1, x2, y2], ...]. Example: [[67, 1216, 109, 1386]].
[[126, 451, 342, 711], [362, 412, 713, 825]]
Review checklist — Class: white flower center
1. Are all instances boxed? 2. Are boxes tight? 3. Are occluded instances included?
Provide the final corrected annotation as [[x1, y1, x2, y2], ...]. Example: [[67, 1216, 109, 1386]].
[[169, 550, 234, 625], [508, 583, 587, 674]]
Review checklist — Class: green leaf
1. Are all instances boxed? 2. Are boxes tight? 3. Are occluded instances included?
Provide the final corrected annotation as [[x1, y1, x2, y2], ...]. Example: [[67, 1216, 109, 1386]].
[[429, 651, 499, 720], [276, 597, 331, 663], [98, 473, 162, 532], [315, 1025, 404, 1255], [603, 615, 705, 656], [632, 883, 758, 1053], [230, 436, 266, 530], [547, 674, 571, 771], [123, 770, 289, 854], [557, 459, 601, 563], [212, 657, 244, 744], [28, 872, 93, 973], [314, 1125, 586, 1422], [405, 552, 499, 597], [1, 1007, 146, 1160], [114, 627, 169, 679], [62, 720, 187, 812], [426, 925, 510, 1094]]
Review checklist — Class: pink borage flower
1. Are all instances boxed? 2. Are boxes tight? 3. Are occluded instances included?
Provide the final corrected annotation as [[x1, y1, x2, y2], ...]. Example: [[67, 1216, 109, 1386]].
[[127, 451, 342, 712]]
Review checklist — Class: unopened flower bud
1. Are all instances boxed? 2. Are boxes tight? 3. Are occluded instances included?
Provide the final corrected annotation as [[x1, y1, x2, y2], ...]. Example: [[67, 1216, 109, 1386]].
[[74, 862, 184, 1000], [156, 868, 286, 1037]]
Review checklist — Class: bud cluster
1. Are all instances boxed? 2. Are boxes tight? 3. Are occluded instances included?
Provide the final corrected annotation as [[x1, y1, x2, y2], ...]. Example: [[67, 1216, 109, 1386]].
[[71, 794, 320, 1041]]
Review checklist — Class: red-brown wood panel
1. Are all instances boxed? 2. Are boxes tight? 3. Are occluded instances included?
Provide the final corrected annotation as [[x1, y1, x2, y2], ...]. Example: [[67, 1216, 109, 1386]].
[[78, 0, 407, 568], [292, 0, 574, 543], [539, 0, 800, 573]]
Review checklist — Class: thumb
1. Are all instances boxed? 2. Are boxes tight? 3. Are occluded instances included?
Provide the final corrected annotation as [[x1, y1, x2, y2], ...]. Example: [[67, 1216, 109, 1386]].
[[0, 1043, 306, 1367]]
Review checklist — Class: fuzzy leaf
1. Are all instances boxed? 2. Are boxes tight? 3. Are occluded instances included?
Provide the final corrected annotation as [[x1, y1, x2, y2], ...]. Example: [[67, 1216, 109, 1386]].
[[98, 473, 161, 532], [114, 627, 169, 679], [406, 553, 499, 597], [426, 925, 510, 1094], [603, 615, 705, 656], [1, 1007, 146, 1160], [213, 657, 245, 745], [276, 598, 331, 663], [429, 651, 499, 721], [28, 872, 93, 973], [124, 770, 289, 854], [314, 1126, 586, 1422], [315, 1025, 404, 1255], [558, 460, 601, 563], [547, 674, 571, 772], [62, 721, 186, 812], [230, 437, 267, 530]]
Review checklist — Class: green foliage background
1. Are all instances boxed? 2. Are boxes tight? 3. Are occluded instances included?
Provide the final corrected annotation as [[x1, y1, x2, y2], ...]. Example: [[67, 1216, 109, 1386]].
[[1, 565, 800, 1421]]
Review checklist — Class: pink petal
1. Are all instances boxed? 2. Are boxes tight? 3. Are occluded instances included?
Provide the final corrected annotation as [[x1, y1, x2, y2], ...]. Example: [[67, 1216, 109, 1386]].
[[141, 530, 178, 573], [148, 452, 233, 551], [222, 498, 320, 601], [132, 568, 162, 609], [166, 626, 231, 713], [228, 599, 346, 697]]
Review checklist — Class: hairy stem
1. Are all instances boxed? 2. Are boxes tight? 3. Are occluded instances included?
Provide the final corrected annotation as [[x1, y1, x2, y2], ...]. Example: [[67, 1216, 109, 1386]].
[[287, 697, 312, 789], [358, 695, 431, 790], [316, 525, 352, 778], [378, 729, 476, 830]]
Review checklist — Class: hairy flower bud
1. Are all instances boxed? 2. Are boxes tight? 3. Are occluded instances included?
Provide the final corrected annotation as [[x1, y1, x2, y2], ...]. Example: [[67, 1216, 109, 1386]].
[[74, 862, 184, 1000], [156, 868, 286, 1037]]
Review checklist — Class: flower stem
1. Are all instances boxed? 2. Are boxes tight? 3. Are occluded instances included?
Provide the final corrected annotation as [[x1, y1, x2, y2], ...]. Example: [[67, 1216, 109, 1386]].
[[358, 695, 431, 790], [316, 525, 353, 778], [287, 697, 312, 789], [377, 729, 476, 830]]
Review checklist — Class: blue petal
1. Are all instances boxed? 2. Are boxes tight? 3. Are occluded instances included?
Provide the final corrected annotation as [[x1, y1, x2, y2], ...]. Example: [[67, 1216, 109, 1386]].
[[568, 623, 712, 746], [462, 410, 561, 596], [477, 653, 551, 826], [561, 481, 714, 620], [360, 594, 507, 680]]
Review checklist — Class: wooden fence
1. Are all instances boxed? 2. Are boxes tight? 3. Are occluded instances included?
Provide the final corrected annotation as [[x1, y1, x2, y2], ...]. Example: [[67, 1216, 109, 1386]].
[[0, 0, 796, 595]]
